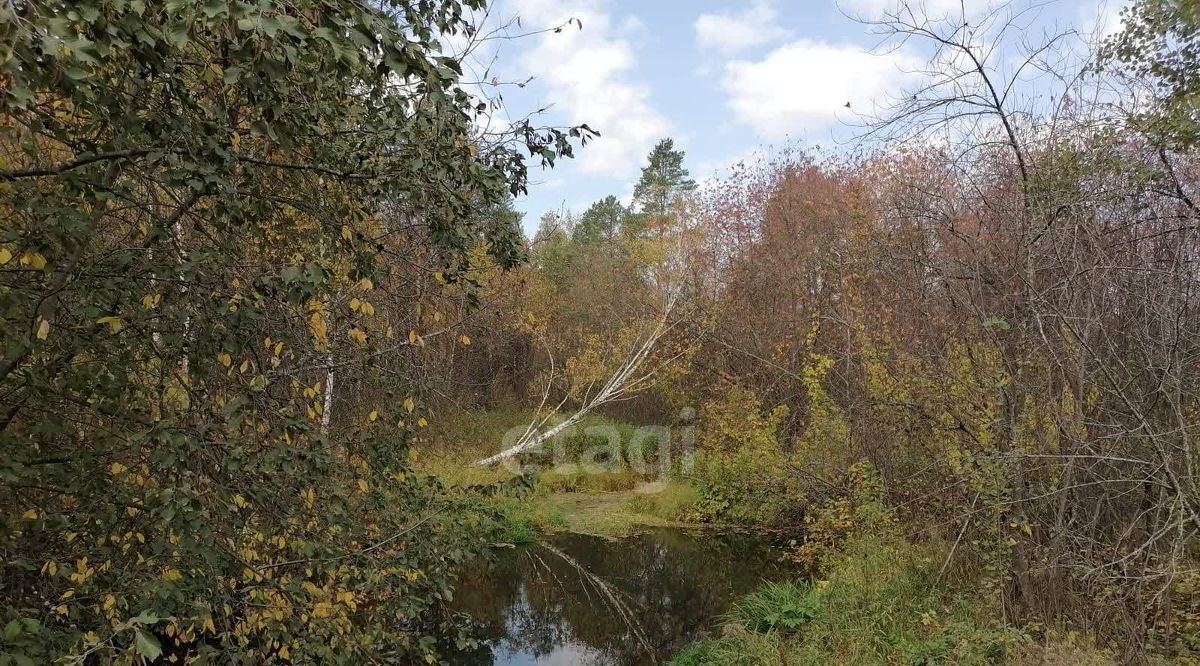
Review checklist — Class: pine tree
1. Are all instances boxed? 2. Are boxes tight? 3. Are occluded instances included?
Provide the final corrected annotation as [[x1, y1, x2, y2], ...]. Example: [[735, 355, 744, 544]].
[[632, 138, 696, 218], [574, 195, 629, 244]]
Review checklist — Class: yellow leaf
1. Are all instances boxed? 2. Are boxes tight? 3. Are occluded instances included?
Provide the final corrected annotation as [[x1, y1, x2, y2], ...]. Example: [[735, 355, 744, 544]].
[[0, 247, 11, 264], [141, 294, 160, 309], [22, 509, 38, 520], [341, 225, 353, 241], [35, 318, 50, 340], [358, 278, 373, 290], [20, 252, 46, 270], [162, 568, 182, 582], [417, 417, 428, 428], [308, 312, 328, 342], [408, 330, 418, 344], [348, 328, 368, 345], [368, 409, 379, 422], [233, 494, 248, 509], [360, 301, 375, 316], [109, 462, 126, 475], [357, 479, 368, 492], [96, 316, 123, 333], [459, 334, 471, 346], [403, 397, 415, 413], [164, 385, 189, 409], [103, 594, 116, 611], [349, 297, 361, 312], [217, 352, 232, 368]]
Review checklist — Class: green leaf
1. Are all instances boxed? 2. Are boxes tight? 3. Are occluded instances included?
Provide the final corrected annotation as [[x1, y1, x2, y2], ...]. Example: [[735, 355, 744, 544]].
[[130, 610, 160, 625], [3, 619, 22, 641], [982, 317, 1011, 331], [134, 628, 162, 661]]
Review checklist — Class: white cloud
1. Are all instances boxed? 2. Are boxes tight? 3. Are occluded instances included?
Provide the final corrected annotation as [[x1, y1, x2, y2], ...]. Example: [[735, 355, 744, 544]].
[[721, 40, 915, 140], [508, 0, 668, 180], [694, 1, 790, 55]]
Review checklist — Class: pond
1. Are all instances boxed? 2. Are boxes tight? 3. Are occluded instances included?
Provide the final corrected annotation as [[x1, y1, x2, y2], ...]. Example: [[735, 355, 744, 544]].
[[449, 527, 790, 665]]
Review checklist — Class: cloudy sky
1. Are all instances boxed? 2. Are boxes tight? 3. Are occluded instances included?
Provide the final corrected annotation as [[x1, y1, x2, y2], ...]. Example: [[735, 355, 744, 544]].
[[467, 0, 1126, 234]]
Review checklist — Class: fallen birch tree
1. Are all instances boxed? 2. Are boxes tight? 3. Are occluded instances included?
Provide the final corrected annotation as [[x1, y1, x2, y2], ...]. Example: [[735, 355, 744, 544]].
[[474, 279, 684, 466]]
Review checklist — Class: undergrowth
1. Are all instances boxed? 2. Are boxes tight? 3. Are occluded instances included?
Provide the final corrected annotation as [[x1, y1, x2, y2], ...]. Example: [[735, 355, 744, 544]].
[[669, 533, 1023, 666]]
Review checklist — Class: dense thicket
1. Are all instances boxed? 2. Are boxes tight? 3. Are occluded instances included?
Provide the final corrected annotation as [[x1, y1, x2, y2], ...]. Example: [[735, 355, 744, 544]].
[[5, 0, 1200, 662], [0, 0, 587, 662], [430, 2, 1200, 656]]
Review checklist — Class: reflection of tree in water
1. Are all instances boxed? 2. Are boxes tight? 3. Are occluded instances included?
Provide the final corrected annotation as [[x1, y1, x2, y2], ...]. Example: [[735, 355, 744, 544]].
[[449, 528, 786, 665]]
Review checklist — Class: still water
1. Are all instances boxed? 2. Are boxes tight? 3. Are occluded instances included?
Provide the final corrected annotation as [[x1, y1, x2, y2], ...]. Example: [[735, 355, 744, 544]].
[[450, 528, 788, 665]]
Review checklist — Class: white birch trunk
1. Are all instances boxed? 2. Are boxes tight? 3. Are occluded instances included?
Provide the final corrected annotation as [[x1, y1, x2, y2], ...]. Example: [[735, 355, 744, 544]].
[[474, 282, 682, 466], [321, 355, 334, 436]]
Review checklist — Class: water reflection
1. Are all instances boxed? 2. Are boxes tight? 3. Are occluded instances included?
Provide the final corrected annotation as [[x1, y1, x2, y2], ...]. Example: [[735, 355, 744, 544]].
[[450, 528, 787, 665]]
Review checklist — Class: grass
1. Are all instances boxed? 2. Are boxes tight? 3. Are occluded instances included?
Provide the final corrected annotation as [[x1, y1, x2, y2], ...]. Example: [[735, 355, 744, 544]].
[[539, 466, 644, 493], [490, 496, 569, 544], [670, 628, 788, 666], [624, 481, 701, 520], [410, 407, 534, 486], [541, 487, 695, 536], [670, 533, 1129, 665], [668, 534, 1025, 666], [413, 409, 653, 480], [411, 409, 712, 538], [723, 581, 820, 633]]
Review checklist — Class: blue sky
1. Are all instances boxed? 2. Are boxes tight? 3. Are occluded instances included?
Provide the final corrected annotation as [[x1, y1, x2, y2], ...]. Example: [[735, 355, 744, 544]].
[[462, 0, 1127, 235]]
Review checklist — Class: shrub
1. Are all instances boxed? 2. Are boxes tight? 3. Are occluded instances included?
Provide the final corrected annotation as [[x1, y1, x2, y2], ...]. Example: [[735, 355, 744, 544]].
[[684, 385, 800, 524], [787, 461, 893, 571]]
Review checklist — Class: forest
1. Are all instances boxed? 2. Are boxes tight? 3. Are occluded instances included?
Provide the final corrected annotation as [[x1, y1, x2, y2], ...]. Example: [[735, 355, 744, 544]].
[[2, 0, 1199, 664]]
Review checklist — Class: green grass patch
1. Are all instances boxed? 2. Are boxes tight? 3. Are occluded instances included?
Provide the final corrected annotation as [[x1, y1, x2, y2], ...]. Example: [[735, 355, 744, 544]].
[[625, 481, 701, 520], [414, 410, 709, 538], [670, 628, 788, 666], [669, 534, 1023, 666], [490, 496, 569, 544], [414, 409, 653, 479], [540, 466, 644, 492], [724, 581, 820, 634]]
